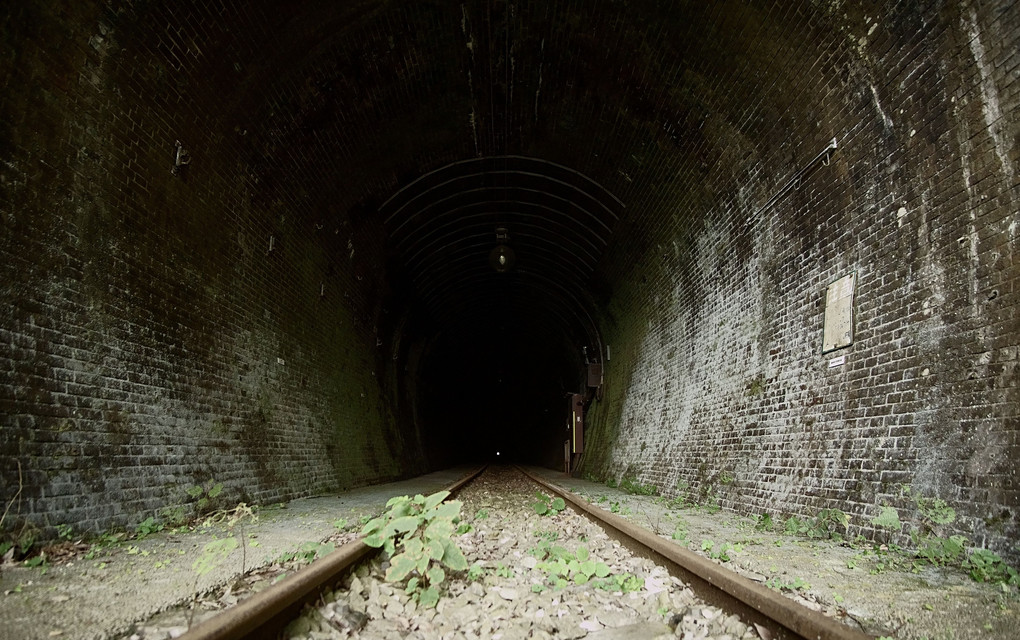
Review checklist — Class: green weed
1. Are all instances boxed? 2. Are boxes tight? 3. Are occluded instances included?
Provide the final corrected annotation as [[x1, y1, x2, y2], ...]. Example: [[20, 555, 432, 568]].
[[467, 563, 485, 581], [361, 490, 469, 608], [671, 523, 689, 543], [135, 516, 164, 539], [966, 549, 1020, 585], [783, 509, 849, 540], [533, 492, 566, 516], [186, 480, 224, 513], [871, 505, 901, 532], [619, 476, 659, 496], [532, 543, 641, 592]]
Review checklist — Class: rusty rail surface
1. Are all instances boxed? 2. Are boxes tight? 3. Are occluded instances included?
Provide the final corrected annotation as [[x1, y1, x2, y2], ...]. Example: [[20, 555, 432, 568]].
[[518, 466, 873, 640], [181, 464, 870, 640], [179, 466, 486, 640]]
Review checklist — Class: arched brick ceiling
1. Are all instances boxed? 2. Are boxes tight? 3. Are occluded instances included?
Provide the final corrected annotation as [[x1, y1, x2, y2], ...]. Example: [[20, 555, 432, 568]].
[[380, 156, 622, 348], [204, 0, 847, 351]]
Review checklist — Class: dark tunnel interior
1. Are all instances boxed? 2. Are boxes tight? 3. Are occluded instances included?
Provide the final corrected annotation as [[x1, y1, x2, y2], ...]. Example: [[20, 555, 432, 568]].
[[418, 315, 583, 468], [1, 0, 1018, 563], [381, 156, 620, 469]]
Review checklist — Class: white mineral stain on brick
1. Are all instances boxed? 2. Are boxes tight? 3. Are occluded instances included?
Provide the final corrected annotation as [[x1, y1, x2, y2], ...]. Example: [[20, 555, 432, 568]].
[[870, 85, 893, 131], [965, 7, 1015, 179]]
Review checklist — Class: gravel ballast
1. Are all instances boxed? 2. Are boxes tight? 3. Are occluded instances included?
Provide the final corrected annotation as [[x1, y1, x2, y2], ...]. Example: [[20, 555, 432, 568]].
[[284, 467, 755, 640]]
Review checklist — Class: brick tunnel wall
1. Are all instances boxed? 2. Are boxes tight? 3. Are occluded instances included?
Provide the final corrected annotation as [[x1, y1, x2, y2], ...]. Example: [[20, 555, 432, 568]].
[[582, 2, 1019, 558], [1, 0, 1017, 558], [0, 2, 422, 537]]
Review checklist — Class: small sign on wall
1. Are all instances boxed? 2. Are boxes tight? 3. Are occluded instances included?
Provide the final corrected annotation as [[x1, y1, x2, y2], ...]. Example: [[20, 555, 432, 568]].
[[823, 272, 855, 353]]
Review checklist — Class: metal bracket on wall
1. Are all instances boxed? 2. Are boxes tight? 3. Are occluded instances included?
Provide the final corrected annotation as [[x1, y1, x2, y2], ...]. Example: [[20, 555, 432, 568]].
[[752, 137, 838, 218], [171, 140, 191, 175]]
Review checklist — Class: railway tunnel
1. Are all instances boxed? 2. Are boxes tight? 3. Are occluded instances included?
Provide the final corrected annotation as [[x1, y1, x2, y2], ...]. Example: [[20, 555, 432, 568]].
[[1, 0, 1018, 565]]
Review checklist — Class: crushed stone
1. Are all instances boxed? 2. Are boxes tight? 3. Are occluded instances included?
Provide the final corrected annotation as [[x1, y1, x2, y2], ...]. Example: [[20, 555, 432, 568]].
[[284, 467, 757, 640]]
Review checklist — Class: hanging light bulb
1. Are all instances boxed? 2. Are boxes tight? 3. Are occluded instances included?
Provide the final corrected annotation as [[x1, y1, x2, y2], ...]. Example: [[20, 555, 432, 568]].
[[489, 244, 515, 272]]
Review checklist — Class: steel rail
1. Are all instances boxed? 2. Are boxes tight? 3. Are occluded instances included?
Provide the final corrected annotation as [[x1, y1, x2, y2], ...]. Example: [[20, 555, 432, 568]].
[[517, 467, 873, 640], [179, 466, 486, 640]]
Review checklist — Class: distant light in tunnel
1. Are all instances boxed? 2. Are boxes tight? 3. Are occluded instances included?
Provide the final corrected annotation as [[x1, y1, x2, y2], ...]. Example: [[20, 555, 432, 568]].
[[496, 451, 500, 456]]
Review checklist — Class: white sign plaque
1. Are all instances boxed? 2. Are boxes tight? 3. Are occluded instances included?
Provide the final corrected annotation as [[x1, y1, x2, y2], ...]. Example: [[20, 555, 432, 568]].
[[823, 273, 855, 353]]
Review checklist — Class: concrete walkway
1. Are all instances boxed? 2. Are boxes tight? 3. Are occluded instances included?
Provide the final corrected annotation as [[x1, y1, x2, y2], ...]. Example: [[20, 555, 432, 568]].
[[0, 466, 478, 640]]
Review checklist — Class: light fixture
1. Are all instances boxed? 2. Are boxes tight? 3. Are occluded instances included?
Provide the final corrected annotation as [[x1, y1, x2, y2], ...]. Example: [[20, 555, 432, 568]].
[[489, 226, 515, 272], [489, 244, 515, 272]]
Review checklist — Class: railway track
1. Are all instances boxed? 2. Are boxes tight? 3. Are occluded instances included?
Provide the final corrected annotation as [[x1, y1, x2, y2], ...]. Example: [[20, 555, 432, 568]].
[[175, 466, 870, 640]]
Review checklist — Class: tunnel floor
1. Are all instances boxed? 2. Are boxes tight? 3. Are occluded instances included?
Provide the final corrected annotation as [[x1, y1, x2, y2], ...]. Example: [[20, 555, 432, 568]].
[[0, 467, 1015, 640], [0, 467, 477, 640]]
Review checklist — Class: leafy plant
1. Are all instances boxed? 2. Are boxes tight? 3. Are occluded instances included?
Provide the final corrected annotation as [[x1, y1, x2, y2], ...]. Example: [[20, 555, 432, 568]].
[[966, 549, 1020, 585], [811, 509, 850, 540], [755, 513, 774, 531], [333, 518, 348, 531], [467, 563, 485, 581], [871, 506, 901, 531], [135, 516, 164, 539], [784, 516, 808, 536], [671, 479, 692, 508], [533, 492, 566, 516], [361, 490, 469, 608], [671, 523, 689, 543], [474, 509, 489, 520], [17, 532, 35, 556], [55, 524, 74, 541], [702, 493, 722, 514], [594, 572, 644, 593], [783, 509, 849, 540], [915, 534, 967, 567], [701, 539, 740, 562], [915, 496, 956, 530], [154, 503, 187, 528], [24, 555, 45, 568], [83, 531, 126, 560], [186, 480, 224, 513], [619, 476, 659, 496], [535, 543, 612, 588]]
